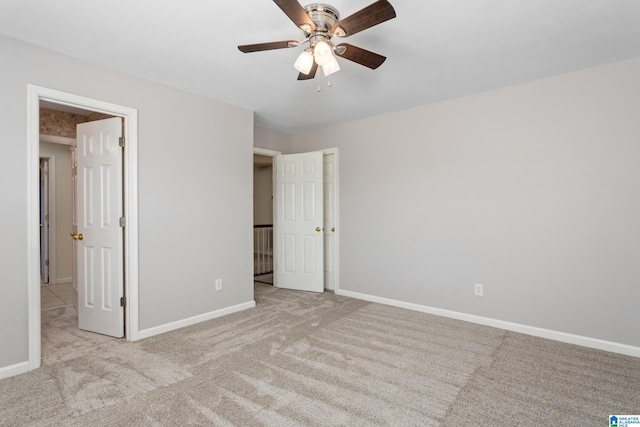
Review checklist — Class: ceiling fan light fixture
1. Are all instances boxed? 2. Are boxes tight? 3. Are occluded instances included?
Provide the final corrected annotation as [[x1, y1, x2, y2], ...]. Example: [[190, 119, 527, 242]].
[[313, 40, 333, 66], [322, 56, 340, 76], [238, 0, 397, 82], [294, 50, 314, 74]]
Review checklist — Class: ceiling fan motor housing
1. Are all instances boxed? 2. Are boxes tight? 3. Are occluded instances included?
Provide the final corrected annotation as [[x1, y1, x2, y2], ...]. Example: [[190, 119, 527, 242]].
[[303, 3, 340, 36]]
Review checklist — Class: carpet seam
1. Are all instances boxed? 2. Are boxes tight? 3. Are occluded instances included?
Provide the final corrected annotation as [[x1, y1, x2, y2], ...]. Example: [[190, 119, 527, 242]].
[[439, 329, 508, 425]]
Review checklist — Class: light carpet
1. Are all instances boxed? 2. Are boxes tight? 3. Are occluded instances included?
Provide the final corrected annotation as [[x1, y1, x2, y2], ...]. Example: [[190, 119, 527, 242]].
[[1, 283, 638, 426]]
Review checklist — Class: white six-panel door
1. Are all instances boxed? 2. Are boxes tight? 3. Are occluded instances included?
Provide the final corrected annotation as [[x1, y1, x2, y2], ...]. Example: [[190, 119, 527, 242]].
[[75, 118, 124, 337], [274, 152, 324, 293]]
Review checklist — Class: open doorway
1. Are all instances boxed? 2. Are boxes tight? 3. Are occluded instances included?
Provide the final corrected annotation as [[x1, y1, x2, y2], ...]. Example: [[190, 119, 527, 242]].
[[38, 102, 123, 361], [254, 151, 278, 285], [39, 140, 73, 318], [27, 85, 140, 372], [39, 103, 106, 287], [252, 147, 340, 293]]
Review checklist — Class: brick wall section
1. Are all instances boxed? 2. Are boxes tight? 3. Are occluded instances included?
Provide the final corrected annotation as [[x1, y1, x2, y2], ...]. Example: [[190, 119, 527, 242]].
[[40, 108, 113, 138]]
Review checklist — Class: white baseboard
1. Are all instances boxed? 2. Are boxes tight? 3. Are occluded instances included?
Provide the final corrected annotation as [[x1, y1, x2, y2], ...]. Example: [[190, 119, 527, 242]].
[[137, 301, 256, 340], [54, 277, 72, 285], [0, 361, 29, 380], [337, 289, 640, 358]]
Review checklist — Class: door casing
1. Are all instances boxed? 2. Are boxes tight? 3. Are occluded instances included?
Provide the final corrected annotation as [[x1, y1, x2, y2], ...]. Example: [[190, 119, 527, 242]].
[[27, 85, 140, 372], [39, 154, 56, 285]]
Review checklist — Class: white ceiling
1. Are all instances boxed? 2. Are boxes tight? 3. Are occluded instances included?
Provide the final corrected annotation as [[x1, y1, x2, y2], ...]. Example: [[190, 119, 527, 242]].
[[1, 1, 639, 134]]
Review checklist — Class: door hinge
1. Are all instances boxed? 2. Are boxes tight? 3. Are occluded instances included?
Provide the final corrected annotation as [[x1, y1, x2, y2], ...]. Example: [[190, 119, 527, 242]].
[[120, 296, 126, 307], [119, 136, 125, 148], [119, 217, 126, 227], [45, 260, 49, 266]]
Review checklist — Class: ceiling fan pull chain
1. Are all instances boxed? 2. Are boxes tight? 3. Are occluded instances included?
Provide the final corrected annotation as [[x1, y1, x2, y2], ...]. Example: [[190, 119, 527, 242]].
[[317, 69, 322, 92]]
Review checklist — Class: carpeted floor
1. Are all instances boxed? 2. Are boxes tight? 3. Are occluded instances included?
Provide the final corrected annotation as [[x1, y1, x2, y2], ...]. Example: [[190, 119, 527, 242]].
[[1, 283, 638, 426]]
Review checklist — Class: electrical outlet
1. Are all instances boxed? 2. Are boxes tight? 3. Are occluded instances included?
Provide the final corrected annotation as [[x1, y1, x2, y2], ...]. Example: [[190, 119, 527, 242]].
[[475, 283, 483, 297], [215, 279, 222, 291]]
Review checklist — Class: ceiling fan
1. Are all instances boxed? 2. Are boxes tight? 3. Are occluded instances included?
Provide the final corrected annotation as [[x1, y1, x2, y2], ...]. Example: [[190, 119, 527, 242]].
[[238, 0, 396, 80]]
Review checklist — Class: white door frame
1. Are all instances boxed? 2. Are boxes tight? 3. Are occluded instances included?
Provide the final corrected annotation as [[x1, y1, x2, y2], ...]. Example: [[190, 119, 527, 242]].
[[253, 147, 281, 158], [253, 147, 339, 293], [27, 85, 140, 372], [39, 153, 57, 285]]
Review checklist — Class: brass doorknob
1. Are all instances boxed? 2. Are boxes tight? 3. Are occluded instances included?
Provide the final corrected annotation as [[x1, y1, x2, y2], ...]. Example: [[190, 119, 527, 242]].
[[331, 227, 335, 232], [316, 227, 322, 232], [70, 232, 84, 241]]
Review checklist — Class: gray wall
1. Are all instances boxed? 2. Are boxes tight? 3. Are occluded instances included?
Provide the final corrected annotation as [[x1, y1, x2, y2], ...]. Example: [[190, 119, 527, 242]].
[[291, 58, 640, 348], [0, 35, 254, 369], [254, 125, 291, 153]]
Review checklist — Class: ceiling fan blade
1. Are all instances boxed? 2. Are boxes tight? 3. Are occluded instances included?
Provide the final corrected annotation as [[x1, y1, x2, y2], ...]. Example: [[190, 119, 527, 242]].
[[335, 43, 386, 69], [238, 40, 299, 53], [297, 62, 318, 80], [273, 0, 317, 32], [332, 0, 396, 37]]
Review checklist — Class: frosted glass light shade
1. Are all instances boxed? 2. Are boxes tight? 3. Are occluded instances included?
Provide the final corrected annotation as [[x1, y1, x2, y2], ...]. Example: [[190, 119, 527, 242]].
[[322, 56, 340, 76], [294, 51, 314, 74], [313, 41, 333, 66]]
